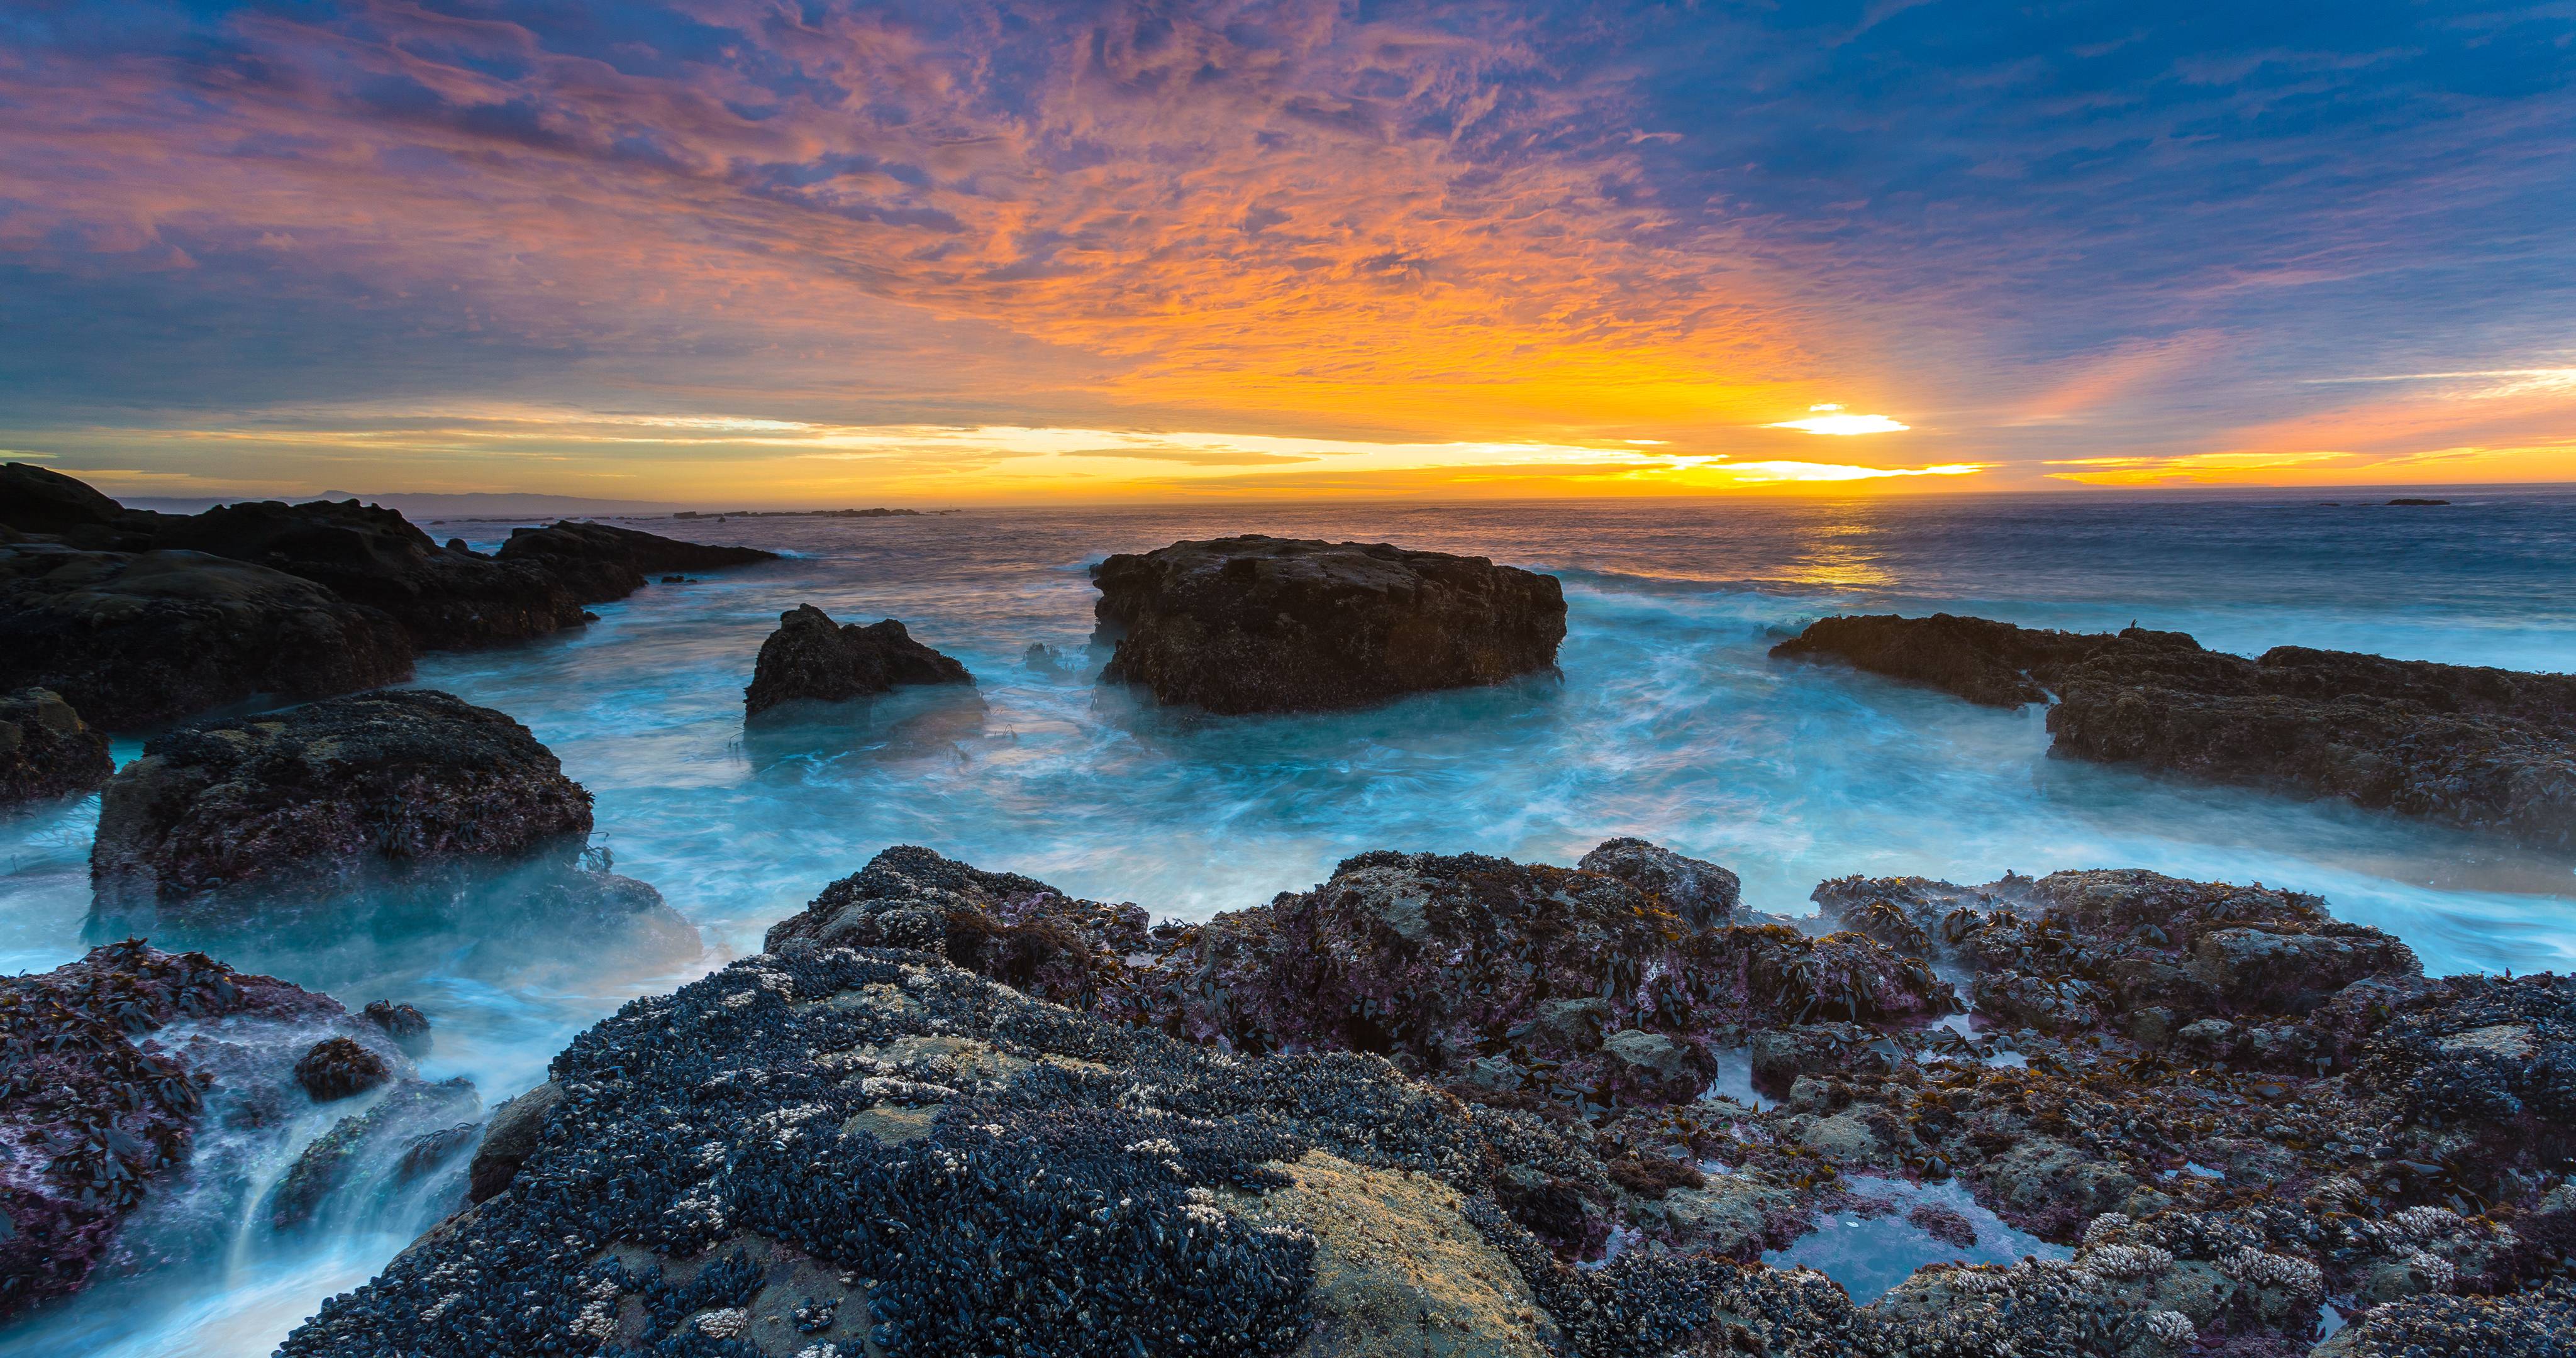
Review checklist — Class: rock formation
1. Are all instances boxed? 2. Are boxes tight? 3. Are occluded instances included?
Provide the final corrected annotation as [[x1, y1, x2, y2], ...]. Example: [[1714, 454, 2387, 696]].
[[0, 941, 414, 1320], [493, 521, 777, 604], [1, 470, 775, 729], [0, 688, 113, 804], [742, 605, 973, 716], [146, 498, 587, 650], [1774, 613, 2576, 851], [0, 543, 415, 729], [1092, 536, 1567, 713], [284, 842, 2576, 1358], [89, 689, 594, 917]]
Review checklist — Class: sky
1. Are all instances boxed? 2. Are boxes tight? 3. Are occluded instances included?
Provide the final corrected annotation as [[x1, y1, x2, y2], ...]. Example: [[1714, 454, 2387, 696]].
[[3, 1, 2573, 504]]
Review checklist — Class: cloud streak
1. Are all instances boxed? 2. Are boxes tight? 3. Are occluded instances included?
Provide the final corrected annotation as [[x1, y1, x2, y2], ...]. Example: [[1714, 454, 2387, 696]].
[[1, 1, 2571, 497]]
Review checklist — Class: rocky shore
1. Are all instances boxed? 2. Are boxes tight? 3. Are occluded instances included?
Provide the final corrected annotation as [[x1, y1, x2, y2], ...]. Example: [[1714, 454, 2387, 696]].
[[1773, 614, 2576, 851], [285, 839, 2574, 1358], [0, 465, 774, 730], [1093, 536, 1567, 712], [0, 942, 425, 1319]]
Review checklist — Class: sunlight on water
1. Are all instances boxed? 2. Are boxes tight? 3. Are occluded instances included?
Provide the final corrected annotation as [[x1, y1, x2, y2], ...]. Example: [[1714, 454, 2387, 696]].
[[1, 492, 2571, 1354]]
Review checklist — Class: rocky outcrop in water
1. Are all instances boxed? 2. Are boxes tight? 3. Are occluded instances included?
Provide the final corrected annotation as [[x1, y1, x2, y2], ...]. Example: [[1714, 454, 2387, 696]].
[[0, 543, 416, 729], [89, 689, 594, 917], [493, 521, 777, 604], [285, 841, 2576, 1358], [0, 941, 408, 1320], [1092, 536, 1567, 713], [1773, 614, 2576, 851], [146, 498, 587, 650], [743, 605, 974, 717], [0, 688, 113, 804]]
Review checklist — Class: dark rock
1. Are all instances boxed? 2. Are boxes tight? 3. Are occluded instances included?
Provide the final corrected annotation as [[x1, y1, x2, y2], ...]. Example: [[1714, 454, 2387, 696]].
[[272, 1078, 478, 1227], [466, 1079, 564, 1204], [89, 689, 594, 919], [295, 1036, 392, 1101], [1906, 1200, 1977, 1249], [0, 462, 143, 543], [1600, 1028, 1714, 1103], [0, 940, 352, 1319], [743, 605, 973, 716], [1575, 836, 1743, 927], [0, 688, 111, 804], [147, 498, 586, 649], [763, 845, 1148, 1010], [492, 521, 775, 604], [362, 1000, 431, 1047], [1130, 845, 1951, 1101], [1774, 612, 2576, 851], [1747, 1022, 1880, 1093], [1768, 612, 2128, 708], [1091, 535, 1565, 713], [2384, 499, 2451, 507], [0, 544, 414, 729]]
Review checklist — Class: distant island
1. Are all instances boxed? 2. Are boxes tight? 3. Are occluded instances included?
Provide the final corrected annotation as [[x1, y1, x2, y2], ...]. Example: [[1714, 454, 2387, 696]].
[[670, 507, 940, 519]]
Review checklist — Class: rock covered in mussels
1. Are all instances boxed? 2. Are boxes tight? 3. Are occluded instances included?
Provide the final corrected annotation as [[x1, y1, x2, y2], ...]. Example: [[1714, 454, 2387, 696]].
[[0, 544, 415, 730], [743, 605, 974, 717], [1092, 536, 1567, 714], [1772, 612, 2576, 851], [0, 687, 112, 804], [0, 941, 395, 1319], [492, 521, 776, 604], [762, 844, 1149, 1008], [1138, 845, 1952, 1104], [89, 689, 592, 917]]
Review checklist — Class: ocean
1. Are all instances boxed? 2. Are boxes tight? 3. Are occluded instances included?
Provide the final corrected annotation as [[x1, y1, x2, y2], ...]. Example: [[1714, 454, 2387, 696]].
[[4, 489, 2572, 1355]]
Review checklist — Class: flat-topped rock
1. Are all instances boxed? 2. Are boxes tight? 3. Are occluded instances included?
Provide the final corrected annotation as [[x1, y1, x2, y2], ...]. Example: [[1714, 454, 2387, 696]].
[[90, 689, 593, 914], [494, 521, 776, 604], [0, 544, 415, 729], [743, 604, 972, 716], [0, 687, 113, 804], [1774, 612, 2576, 850], [1092, 535, 1566, 713]]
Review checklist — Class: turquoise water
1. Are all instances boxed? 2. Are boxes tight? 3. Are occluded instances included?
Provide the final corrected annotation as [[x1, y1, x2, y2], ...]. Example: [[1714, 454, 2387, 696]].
[[3, 490, 2572, 1354]]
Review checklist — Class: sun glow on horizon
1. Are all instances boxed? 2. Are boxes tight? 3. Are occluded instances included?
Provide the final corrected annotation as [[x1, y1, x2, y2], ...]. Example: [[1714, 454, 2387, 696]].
[[1765, 404, 1913, 436]]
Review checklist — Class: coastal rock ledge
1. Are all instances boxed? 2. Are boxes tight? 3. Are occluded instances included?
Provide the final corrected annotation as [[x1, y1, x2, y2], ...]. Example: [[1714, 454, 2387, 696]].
[[1092, 536, 1567, 713], [282, 841, 2576, 1358], [1773, 613, 2576, 851]]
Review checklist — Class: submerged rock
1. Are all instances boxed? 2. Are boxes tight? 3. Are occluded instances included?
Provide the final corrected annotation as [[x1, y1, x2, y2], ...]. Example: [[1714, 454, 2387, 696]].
[[1773, 612, 2576, 851], [295, 1036, 392, 1101], [743, 604, 974, 717], [0, 688, 112, 804], [0, 941, 400, 1320], [493, 521, 776, 604], [272, 1078, 480, 1230], [89, 689, 594, 917], [1092, 535, 1567, 714], [0, 544, 415, 730]]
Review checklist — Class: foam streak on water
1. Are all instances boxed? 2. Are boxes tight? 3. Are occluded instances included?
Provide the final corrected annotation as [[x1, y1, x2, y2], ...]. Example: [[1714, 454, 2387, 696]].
[[1, 492, 2572, 1354]]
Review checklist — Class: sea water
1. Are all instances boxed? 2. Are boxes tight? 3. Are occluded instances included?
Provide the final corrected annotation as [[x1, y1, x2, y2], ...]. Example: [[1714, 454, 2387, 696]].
[[3, 490, 2573, 1354]]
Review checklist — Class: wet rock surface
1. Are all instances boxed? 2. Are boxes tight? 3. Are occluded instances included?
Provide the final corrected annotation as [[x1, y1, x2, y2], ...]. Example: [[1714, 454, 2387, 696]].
[[283, 842, 2575, 1358], [0, 941, 391, 1319], [0, 688, 113, 805], [1092, 536, 1567, 714], [1772, 612, 2576, 851], [0, 544, 416, 730], [494, 521, 776, 604], [89, 689, 596, 919], [743, 605, 974, 717]]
